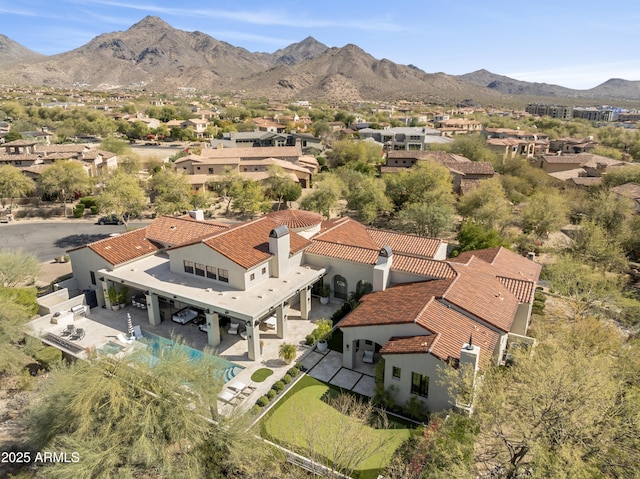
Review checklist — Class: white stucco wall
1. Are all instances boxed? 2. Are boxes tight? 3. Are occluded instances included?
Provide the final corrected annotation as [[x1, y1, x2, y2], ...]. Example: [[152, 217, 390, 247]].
[[68, 247, 112, 304], [304, 253, 374, 299]]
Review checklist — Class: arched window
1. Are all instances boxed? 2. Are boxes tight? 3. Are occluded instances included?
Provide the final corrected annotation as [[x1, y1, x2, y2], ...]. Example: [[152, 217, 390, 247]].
[[333, 275, 348, 300], [355, 280, 372, 298]]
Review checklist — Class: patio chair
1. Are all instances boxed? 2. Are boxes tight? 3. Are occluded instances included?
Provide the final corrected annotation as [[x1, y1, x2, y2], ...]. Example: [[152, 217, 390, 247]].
[[363, 350, 374, 364], [69, 328, 85, 341], [60, 324, 75, 337], [228, 323, 239, 335]]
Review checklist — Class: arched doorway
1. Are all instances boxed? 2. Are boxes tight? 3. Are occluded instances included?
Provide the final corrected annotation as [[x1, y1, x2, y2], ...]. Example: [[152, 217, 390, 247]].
[[333, 275, 348, 300]]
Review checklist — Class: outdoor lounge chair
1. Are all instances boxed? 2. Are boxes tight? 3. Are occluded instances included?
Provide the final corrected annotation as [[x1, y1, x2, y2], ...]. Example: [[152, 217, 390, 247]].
[[363, 350, 374, 364], [117, 333, 133, 344], [60, 324, 75, 337], [133, 325, 144, 340], [218, 388, 242, 405], [69, 328, 85, 341], [228, 381, 256, 397], [228, 323, 239, 335]]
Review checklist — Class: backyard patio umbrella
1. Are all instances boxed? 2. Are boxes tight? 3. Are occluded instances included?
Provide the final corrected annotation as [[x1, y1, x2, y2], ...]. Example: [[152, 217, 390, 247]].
[[127, 313, 135, 340]]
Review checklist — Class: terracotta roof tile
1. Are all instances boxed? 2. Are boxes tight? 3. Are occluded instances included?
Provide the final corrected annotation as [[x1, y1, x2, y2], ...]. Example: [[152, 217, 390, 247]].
[[366, 228, 442, 258], [84, 227, 160, 266], [447, 258, 519, 332], [391, 254, 456, 278], [339, 280, 453, 328], [380, 335, 437, 355], [305, 240, 379, 264], [267, 209, 323, 229], [314, 217, 380, 249], [497, 276, 535, 303], [450, 247, 541, 283], [145, 215, 228, 247], [200, 216, 310, 269]]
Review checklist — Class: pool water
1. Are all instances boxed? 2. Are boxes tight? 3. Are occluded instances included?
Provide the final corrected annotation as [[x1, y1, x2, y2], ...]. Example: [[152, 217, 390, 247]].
[[141, 332, 243, 383], [97, 341, 125, 356]]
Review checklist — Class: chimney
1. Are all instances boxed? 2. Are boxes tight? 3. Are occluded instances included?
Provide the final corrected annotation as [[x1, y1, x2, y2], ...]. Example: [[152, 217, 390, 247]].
[[373, 246, 393, 291], [269, 225, 290, 278], [188, 209, 204, 221], [459, 340, 480, 374]]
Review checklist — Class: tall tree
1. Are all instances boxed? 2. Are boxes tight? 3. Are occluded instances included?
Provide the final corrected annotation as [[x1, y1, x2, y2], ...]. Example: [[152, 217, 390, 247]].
[[300, 174, 344, 218], [0, 165, 35, 209], [520, 189, 568, 238], [231, 180, 271, 217], [38, 160, 92, 217], [384, 162, 454, 210], [457, 177, 512, 231], [98, 171, 147, 228], [266, 165, 302, 210], [27, 340, 224, 478], [345, 176, 392, 225], [394, 201, 456, 238], [150, 169, 193, 216], [208, 167, 244, 215]]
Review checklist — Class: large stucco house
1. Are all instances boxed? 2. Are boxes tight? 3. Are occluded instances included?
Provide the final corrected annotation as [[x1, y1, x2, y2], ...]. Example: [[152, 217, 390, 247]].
[[67, 209, 539, 412]]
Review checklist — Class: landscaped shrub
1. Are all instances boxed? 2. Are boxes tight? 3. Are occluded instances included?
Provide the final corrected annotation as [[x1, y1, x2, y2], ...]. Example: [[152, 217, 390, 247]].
[[250, 405, 261, 415], [90, 205, 99, 215], [287, 367, 300, 377], [72, 204, 85, 218], [79, 196, 98, 208], [267, 389, 277, 400], [34, 346, 62, 370], [283, 374, 292, 384], [534, 291, 546, 302], [257, 395, 270, 407], [305, 334, 316, 346], [272, 381, 285, 393]]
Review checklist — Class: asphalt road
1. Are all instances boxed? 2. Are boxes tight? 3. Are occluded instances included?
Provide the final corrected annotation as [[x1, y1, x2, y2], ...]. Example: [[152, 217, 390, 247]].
[[0, 220, 150, 263]]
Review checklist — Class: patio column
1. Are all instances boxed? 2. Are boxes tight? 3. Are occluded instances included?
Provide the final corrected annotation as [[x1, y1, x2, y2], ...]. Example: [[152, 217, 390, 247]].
[[100, 279, 110, 309], [299, 286, 311, 320], [206, 311, 220, 347], [276, 304, 288, 339], [246, 322, 261, 361], [343, 336, 356, 369], [146, 292, 161, 326]]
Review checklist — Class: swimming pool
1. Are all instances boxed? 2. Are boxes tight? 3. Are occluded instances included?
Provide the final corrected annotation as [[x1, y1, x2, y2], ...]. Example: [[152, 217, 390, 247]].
[[141, 332, 243, 383]]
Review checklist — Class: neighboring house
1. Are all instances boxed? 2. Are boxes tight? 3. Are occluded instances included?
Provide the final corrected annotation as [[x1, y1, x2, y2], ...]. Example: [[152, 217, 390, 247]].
[[483, 128, 548, 159], [358, 127, 451, 151], [175, 144, 318, 188], [380, 150, 495, 194], [548, 137, 598, 154], [525, 103, 573, 119], [536, 153, 631, 187], [216, 131, 323, 151], [611, 182, 640, 212], [434, 118, 483, 137]]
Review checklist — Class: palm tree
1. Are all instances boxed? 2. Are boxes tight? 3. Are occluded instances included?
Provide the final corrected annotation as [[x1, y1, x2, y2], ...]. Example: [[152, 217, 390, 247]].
[[278, 343, 297, 364]]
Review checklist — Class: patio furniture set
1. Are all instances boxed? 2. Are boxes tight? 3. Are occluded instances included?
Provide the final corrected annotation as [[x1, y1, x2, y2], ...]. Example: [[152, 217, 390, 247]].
[[60, 324, 85, 341], [218, 381, 257, 406]]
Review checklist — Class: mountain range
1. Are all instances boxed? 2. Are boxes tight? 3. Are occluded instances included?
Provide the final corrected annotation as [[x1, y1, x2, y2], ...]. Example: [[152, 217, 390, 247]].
[[1, 16, 639, 104]]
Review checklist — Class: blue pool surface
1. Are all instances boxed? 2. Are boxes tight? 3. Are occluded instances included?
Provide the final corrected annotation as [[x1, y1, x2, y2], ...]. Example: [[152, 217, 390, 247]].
[[141, 332, 243, 383]]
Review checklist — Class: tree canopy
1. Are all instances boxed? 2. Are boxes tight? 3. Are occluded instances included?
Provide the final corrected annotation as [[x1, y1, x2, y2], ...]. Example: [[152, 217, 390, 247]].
[[38, 160, 92, 216], [0, 165, 35, 209]]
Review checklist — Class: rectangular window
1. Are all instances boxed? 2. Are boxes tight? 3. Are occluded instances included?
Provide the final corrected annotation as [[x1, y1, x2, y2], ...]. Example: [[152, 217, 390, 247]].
[[411, 372, 429, 398], [262, 267, 267, 275], [90, 271, 96, 285], [250, 273, 255, 281], [206, 265, 217, 279], [195, 263, 205, 277], [392, 367, 401, 380], [218, 268, 229, 283], [184, 260, 194, 274]]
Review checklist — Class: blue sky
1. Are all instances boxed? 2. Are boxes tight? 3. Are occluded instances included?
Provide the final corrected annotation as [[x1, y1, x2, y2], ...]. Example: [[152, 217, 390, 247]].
[[1, 0, 639, 89]]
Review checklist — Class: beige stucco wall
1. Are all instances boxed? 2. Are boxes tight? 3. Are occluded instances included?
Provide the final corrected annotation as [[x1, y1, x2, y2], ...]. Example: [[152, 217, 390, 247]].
[[304, 253, 374, 299], [383, 352, 454, 412], [68, 247, 112, 304], [168, 242, 248, 290], [510, 302, 532, 336]]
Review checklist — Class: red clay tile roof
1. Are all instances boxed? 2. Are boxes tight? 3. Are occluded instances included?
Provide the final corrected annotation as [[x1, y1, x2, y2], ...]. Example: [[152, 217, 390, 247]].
[[339, 280, 453, 328], [391, 254, 456, 278], [305, 240, 379, 264], [145, 215, 229, 247], [314, 217, 380, 249], [498, 276, 535, 303], [450, 247, 541, 283], [443, 161, 495, 176], [417, 301, 499, 365], [380, 335, 437, 355], [85, 227, 160, 266], [267, 209, 323, 229], [199, 216, 310, 269], [366, 228, 442, 258], [447, 258, 519, 332]]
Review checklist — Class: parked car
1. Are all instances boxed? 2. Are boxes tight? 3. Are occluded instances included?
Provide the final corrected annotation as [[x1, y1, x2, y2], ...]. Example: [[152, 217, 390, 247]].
[[97, 215, 123, 225]]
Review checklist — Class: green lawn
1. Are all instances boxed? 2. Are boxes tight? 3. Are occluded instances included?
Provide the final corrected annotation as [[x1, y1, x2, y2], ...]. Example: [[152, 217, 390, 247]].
[[250, 367, 274, 382], [260, 376, 419, 479]]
